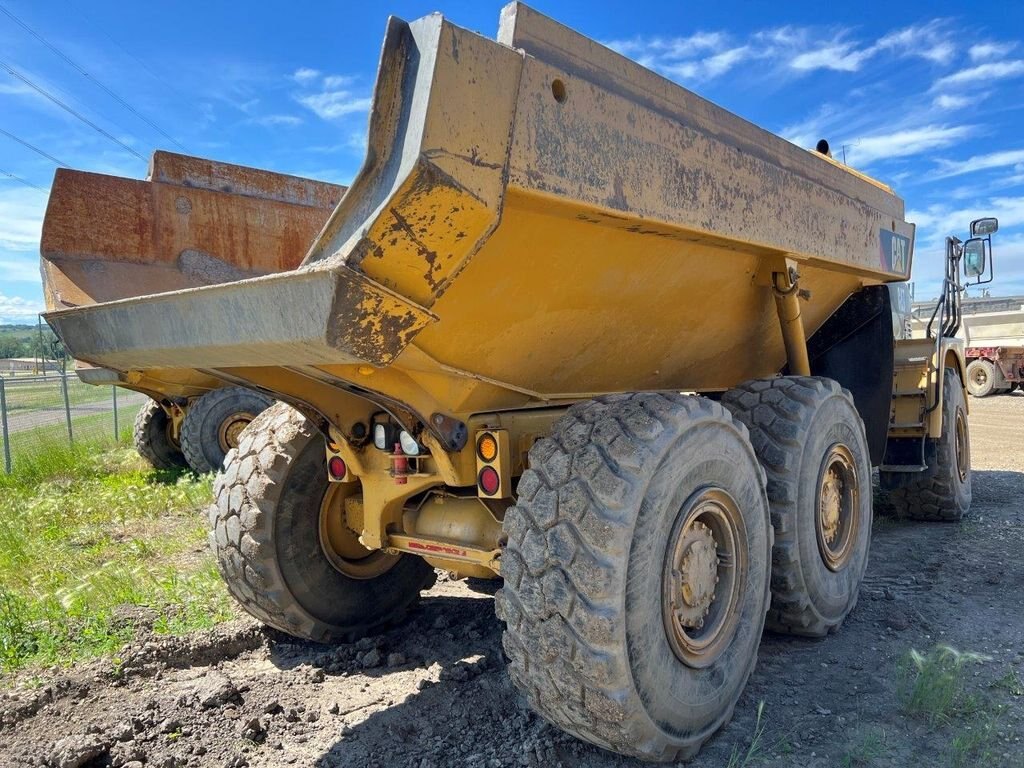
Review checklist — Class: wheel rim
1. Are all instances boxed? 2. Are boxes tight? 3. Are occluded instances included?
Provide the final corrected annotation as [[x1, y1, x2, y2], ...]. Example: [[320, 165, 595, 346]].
[[662, 487, 747, 669], [954, 408, 969, 482], [970, 366, 988, 390], [217, 411, 256, 452], [318, 482, 398, 580], [165, 419, 180, 450], [815, 444, 859, 572]]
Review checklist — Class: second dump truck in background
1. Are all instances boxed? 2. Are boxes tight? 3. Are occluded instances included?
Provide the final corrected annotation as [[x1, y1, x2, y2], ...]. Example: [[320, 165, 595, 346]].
[[41, 153, 346, 472], [40, 3, 999, 761]]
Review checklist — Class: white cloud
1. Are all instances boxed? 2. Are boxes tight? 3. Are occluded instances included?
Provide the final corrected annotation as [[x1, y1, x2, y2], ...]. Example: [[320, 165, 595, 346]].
[[933, 149, 1024, 179], [0, 190, 45, 251], [934, 60, 1024, 89], [846, 125, 974, 166], [607, 32, 749, 81], [252, 114, 303, 127], [932, 93, 972, 110], [876, 21, 955, 64], [969, 42, 1017, 61], [790, 42, 872, 72], [0, 256, 41, 282], [297, 91, 371, 120], [0, 293, 43, 321], [609, 20, 957, 83], [906, 197, 1024, 296], [606, 32, 726, 60], [292, 67, 320, 84], [323, 75, 356, 89]]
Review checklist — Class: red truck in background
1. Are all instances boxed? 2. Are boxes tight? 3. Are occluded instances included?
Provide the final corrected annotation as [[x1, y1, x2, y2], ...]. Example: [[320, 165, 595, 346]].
[[913, 295, 1024, 397]]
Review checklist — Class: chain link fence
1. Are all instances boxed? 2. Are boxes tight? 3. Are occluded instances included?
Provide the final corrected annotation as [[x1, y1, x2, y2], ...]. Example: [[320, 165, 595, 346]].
[[0, 372, 147, 473]]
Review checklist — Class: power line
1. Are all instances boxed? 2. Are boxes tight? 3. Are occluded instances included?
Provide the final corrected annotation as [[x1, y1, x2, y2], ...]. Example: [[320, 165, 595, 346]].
[[0, 3, 186, 152], [0, 126, 70, 167], [0, 167, 47, 192], [63, 0, 192, 107], [0, 59, 146, 162]]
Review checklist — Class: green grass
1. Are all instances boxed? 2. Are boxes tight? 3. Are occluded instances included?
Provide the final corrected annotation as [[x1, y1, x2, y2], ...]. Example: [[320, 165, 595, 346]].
[[3, 406, 142, 481], [0, 438, 230, 676]]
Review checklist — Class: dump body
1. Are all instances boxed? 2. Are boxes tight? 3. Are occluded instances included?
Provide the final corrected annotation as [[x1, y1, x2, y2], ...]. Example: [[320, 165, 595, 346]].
[[44, 4, 916, 445], [41, 152, 344, 400]]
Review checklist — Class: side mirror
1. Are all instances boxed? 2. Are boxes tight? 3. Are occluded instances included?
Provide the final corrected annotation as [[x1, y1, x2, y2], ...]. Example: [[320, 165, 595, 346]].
[[963, 238, 987, 278], [971, 217, 998, 236]]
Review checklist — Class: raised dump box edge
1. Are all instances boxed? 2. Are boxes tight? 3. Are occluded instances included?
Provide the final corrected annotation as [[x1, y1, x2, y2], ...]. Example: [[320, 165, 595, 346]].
[[46, 3, 914, 417]]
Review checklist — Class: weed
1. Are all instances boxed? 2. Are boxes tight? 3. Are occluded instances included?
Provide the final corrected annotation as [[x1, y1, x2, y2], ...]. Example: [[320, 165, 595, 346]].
[[950, 705, 1003, 768], [726, 701, 767, 768], [898, 645, 990, 723], [992, 668, 1024, 696], [841, 725, 887, 767]]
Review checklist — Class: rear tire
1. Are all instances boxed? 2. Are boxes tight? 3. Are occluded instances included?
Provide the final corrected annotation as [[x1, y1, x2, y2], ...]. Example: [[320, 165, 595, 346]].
[[497, 393, 771, 762], [133, 398, 186, 470], [966, 359, 1000, 397], [881, 368, 971, 521], [723, 376, 872, 638], [209, 402, 436, 642], [181, 386, 273, 473]]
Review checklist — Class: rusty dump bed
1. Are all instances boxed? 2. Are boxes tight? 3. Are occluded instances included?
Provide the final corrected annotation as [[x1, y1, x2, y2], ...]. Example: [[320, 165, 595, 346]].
[[42, 152, 344, 397], [44, 3, 915, 429]]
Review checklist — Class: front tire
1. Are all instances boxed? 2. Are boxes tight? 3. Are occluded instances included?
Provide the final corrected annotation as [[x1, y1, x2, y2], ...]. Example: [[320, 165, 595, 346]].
[[881, 368, 971, 521], [133, 398, 186, 470], [723, 376, 872, 638], [209, 402, 435, 642], [497, 393, 771, 762], [181, 386, 273, 473]]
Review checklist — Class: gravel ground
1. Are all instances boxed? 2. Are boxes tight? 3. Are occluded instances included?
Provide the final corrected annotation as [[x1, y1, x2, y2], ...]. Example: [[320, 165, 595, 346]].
[[3, 393, 1024, 768]]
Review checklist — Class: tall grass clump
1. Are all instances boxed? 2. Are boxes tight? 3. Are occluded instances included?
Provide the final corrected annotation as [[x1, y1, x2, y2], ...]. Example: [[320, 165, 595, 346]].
[[0, 441, 231, 674]]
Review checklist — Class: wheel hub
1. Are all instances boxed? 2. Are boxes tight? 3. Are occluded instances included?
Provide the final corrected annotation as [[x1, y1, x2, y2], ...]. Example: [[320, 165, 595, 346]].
[[677, 521, 719, 628], [662, 488, 746, 669], [819, 470, 842, 546], [318, 482, 398, 580], [218, 411, 256, 452], [815, 444, 858, 572]]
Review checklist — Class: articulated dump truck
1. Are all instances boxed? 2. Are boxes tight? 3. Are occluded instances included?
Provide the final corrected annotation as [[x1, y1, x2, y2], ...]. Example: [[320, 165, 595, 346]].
[[40, 153, 346, 472], [41, 4, 994, 761]]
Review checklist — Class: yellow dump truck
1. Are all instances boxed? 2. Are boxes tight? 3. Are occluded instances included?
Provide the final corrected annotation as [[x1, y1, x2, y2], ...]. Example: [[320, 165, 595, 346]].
[[41, 152, 345, 472], [40, 4, 998, 761]]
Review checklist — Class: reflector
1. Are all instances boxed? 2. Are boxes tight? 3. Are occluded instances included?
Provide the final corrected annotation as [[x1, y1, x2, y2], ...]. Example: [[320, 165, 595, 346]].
[[328, 455, 347, 480]]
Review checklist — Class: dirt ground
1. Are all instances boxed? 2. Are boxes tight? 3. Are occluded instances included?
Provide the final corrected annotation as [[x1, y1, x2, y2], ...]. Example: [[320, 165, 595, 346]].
[[4, 394, 1024, 768]]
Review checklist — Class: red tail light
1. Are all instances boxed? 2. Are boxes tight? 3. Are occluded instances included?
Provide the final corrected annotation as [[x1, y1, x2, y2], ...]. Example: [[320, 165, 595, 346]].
[[328, 456, 347, 481], [478, 466, 500, 496]]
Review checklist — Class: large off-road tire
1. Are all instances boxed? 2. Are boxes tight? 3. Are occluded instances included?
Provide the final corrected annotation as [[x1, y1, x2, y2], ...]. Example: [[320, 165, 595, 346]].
[[496, 393, 771, 762], [966, 359, 1001, 397], [209, 402, 435, 642], [881, 368, 971, 522], [133, 398, 186, 470], [723, 376, 872, 638], [181, 386, 273, 473]]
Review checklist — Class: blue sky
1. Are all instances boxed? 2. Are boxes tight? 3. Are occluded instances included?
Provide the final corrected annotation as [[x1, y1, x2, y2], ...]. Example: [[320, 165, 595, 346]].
[[1, 0, 1022, 323]]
